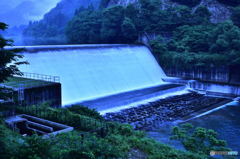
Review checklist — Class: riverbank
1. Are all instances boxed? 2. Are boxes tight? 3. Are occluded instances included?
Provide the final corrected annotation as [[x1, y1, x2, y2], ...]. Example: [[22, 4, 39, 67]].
[[104, 92, 231, 130]]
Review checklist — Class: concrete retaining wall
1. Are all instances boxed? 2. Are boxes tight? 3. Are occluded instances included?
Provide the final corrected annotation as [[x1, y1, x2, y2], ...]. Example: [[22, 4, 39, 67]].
[[164, 66, 240, 85], [21, 83, 61, 107]]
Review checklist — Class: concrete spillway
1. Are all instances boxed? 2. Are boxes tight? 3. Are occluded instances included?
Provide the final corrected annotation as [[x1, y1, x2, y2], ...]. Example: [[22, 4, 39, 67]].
[[18, 44, 167, 105]]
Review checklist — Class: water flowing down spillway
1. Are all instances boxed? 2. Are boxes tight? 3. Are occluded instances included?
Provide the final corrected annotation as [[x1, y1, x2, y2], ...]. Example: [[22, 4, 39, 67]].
[[18, 44, 167, 105]]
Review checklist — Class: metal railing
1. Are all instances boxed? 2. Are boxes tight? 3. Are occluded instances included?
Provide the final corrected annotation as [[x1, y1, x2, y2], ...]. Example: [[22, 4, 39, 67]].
[[0, 72, 60, 90], [15, 72, 60, 83]]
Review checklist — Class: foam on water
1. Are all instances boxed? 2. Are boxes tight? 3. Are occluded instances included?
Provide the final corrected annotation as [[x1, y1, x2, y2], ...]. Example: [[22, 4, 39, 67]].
[[18, 45, 166, 105], [100, 88, 190, 115]]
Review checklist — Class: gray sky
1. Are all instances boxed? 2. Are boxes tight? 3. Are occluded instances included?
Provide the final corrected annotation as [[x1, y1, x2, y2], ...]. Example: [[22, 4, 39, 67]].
[[0, 0, 61, 27]]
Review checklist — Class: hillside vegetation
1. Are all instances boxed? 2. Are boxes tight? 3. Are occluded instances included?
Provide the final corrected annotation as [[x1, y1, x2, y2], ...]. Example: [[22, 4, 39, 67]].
[[0, 104, 225, 159], [22, 0, 240, 70]]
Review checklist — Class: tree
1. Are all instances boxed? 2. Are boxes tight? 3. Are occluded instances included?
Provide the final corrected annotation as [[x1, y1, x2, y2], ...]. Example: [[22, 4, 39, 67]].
[[121, 18, 138, 43], [171, 123, 230, 156], [66, 10, 102, 44], [150, 36, 167, 54], [0, 22, 27, 83], [101, 6, 125, 43], [193, 6, 211, 25], [167, 25, 213, 53], [138, 0, 162, 33], [231, 7, 240, 27], [208, 21, 240, 55]]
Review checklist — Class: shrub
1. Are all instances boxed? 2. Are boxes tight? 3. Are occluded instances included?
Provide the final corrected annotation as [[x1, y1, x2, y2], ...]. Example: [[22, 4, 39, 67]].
[[67, 105, 103, 120], [171, 123, 230, 156], [16, 105, 106, 132]]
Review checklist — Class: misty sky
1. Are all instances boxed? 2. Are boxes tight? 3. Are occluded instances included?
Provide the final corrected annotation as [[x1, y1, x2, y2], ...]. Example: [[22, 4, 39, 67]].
[[0, 0, 61, 27]]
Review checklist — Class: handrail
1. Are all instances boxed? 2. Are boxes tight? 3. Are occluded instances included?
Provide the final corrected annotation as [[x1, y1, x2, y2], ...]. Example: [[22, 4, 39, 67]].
[[0, 72, 60, 90], [14, 72, 60, 83]]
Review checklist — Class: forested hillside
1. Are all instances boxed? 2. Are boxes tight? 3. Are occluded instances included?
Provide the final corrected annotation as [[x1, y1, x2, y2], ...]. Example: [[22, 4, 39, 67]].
[[23, 0, 101, 45], [22, 0, 240, 71]]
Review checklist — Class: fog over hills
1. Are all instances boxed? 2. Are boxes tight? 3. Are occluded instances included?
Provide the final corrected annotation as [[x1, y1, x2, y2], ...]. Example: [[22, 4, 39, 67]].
[[0, 0, 61, 27]]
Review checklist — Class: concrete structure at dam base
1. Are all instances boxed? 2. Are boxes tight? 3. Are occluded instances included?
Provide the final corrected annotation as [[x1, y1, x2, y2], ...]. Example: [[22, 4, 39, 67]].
[[5, 114, 73, 137], [0, 72, 62, 107]]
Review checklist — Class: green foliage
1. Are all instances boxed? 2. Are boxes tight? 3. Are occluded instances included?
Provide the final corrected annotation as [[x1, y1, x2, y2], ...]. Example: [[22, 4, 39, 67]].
[[0, 22, 27, 83], [0, 104, 218, 159], [16, 105, 106, 132], [67, 105, 103, 120], [124, 4, 139, 23], [66, 5, 138, 44], [121, 17, 138, 43], [66, 0, 205, 44], [168, 25, 213, 53], [17, 135, 53, 159], [171, 123, 230, 156], [192, 6, 211, 25], [101, 6, 125, 43], [0, 22, 27, 102], [0, 124, 21, 159], [150, 36, 167, 54], [138, 0, 162, 32], [66, 9, 102, 44], [231, 7, 240, 27], [171, 0, 201, 7], [154, 22, 240, 69], [0, 22, 8, 30], [217, 0, 240, 6], [23, 21, 67, 45], [137, 1, 194, 33], [208, 22, 240, 54]]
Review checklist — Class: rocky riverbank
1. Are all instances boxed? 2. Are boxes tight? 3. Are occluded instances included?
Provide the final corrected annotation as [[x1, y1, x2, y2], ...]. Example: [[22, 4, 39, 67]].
[[104, 92, 231, 130]]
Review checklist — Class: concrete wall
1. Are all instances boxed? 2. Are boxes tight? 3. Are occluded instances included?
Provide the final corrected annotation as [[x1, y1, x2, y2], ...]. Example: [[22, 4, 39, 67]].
[[21, 83, 61, 107], [164, 66, 240, 85], [189, 80, 240, 97]]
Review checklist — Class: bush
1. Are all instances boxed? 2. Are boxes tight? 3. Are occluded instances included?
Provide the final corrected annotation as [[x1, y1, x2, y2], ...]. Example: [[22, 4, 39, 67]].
[[16, 105, 106, 132], [67, 105, 103, 120]]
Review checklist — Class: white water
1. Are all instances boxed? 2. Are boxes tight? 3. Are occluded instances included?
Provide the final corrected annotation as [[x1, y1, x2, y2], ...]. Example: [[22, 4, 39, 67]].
[[100, 88, 190, 115], [19, 45, 166, 105]]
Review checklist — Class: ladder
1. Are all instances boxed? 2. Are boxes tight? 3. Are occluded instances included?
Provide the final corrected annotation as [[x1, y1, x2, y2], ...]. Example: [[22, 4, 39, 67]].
[[18, 84, 24, 104]]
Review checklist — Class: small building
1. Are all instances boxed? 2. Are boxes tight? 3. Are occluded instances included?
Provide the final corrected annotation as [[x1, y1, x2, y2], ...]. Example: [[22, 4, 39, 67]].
[[5, 114, 73, 137], [0, 72, 62, 107]]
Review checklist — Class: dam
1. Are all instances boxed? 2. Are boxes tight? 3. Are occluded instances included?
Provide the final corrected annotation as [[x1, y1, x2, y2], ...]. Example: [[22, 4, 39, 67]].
[[13, 44, 240, 152], [18, 44, 169, 106]]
